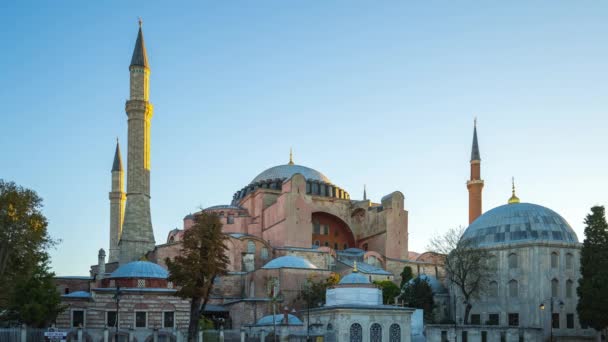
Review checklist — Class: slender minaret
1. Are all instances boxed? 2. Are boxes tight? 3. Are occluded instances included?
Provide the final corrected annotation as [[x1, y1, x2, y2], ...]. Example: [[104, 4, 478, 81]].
[[467, 118, 484, 224], [109, 140, 125, 262], [363, 184, 367, 201], [118, 20, 156, 264]]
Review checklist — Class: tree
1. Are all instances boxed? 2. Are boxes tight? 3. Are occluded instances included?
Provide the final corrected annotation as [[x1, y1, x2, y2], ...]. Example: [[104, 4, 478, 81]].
[[373, 280, 401, 304], [297, 273, 340, 308], [400, 266, 413, 289], [428, 226, 493, 324], [165, 212, 230, 342], [0, 180, 61, 326], [577, 206, 608, 333], [401, 277, 435, 323]]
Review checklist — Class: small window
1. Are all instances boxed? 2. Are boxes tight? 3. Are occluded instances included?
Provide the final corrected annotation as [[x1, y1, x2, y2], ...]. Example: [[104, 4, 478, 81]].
[[343, 243, 348, 249], [261, 247, 269, 260], [167, 281, 174, 289], [324, 241, 329, 247], [566, 279, 573, 298], [313, 222, 321, 235], [247, 241, 256, 253], [481, 331, 487, 342], [323, 225, 329, 235], [508, 313, 519, 326], [567, 313, 574, 329], [363, 243, 368, 251], [551, 278, 559, 297], [72, 310, 85, 328], [64, 288, 70, 295], [551, 252, 558, 268], [107, 311, 117, 327], [509, 280, 518, 298], [552, 313, 559, 329], [441, 331, 448, 342], [137, 279, 146, 288], [488, 314, 499, 325], [135, 311, 147, 328], [508, 253, 518, 268], [163, 312, 174, 328], [462, 331, 468, 342], [313, 240, 320, 247], [334, 243, 338, 250], [566, 253, 573, 269], [227, 214, 234, 224], [471, 314, 481, 325]]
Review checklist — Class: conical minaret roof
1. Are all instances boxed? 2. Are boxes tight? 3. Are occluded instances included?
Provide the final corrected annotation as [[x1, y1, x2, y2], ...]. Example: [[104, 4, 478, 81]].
[[112, 140, 123, 172], [471, 119, 481, 161], [130, 20, 149, 68]]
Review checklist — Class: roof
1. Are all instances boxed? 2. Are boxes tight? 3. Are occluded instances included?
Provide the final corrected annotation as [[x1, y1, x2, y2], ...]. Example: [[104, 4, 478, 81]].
[[250, 164, 331, 184], [109, 261, 168, 279], [471, 123, 480, 161], [408, 274, 447, 294], [204, 205, 244, 211], [339, 272, 370, 285], [262, 256, 318, 270], [256, 314, 303, 326], [130, 26, 149, 68], [62, 291, 91, 299], [112, 141, 123, 172], [462, 202, 579, 248], [338, 259, 392, 275]]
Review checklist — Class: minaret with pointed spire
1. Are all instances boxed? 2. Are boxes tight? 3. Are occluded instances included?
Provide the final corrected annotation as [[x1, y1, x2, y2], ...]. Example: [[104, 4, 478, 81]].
[[109, 140, 126, 262], [119, 20, 156, 264], [363, 184, 367, 201], [467, 118, 484, 224]]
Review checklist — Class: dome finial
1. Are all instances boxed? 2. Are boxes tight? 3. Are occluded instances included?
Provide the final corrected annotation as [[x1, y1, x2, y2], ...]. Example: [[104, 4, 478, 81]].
[[288, 148, 294, 165], [508, 177, 520, 204], [353, 261, 358, 273], [138, 17, 142, 28]]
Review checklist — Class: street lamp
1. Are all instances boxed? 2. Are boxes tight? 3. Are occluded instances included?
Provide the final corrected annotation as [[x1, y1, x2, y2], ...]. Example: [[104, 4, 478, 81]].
[[113, 285, 122, 342], [539, 298, 564, 342]]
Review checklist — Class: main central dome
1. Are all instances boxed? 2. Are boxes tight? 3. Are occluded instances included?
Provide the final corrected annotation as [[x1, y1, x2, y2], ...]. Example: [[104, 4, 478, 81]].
[[250, 164, 331, 185]]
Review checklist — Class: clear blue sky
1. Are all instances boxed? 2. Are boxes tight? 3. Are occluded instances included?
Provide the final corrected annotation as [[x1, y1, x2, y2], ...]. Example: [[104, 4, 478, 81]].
[[1, 1, 607, 275]]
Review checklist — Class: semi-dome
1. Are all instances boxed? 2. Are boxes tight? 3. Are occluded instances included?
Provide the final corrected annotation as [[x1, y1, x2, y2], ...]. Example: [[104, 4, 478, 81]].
[[462, 202, 578, 248], [262, 256, 318, 270], [408, 274, 447, 294], [250, 164, 331, 184], [110, 261, 169, 279]]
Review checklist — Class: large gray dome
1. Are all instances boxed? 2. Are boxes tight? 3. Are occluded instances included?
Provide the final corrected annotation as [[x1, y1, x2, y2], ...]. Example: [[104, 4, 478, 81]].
[[462, 202, 578, 248], [250, 164, 331, 184]]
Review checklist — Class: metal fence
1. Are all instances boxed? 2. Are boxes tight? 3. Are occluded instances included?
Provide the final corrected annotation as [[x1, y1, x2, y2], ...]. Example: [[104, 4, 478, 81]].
[[0, 328, 20, 342]]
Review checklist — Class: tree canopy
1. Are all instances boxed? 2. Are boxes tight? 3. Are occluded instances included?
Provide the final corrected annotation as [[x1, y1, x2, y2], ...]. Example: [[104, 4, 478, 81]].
[[0, 180, 62, 327], [428, 226, 493, 324], [577, 206, 608, 332], [373, 280, 401, 305], [166, 212, 229, 341], [297, 273, 340, 308], [401, 277, 435, 323], [400, 266, 413, 289]]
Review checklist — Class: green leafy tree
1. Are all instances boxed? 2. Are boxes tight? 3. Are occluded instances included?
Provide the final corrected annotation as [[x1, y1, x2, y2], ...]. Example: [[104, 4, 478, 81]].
[[401, 277, 435, 323], [577, 206, 608, 332], [0, 180, 61, 326], [297, 273, 340, 308], [165, 212, 229, 342], [428, 226, 493, 324], [373, 280, 401, 304], [400, 266, 413, 289]]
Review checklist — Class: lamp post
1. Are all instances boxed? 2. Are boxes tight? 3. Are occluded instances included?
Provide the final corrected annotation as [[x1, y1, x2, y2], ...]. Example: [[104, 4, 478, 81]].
[[539, 297, 564, 342], [113, 285, 122, 341]]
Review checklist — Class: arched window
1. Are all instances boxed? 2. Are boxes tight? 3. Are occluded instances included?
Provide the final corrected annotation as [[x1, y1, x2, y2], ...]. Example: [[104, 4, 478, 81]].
[[552, 278, 559, 297], [566, 253, 573, 269], [509, 280, 518, 298], [327, 323, 333, 330], [343, 243, 348, 250], [324, 241, 330, 247], [313, 240, 320, 247], [349, 323, 362, 342], [566, 279, 573, 298], [389, 324, 401, 342], [247, 241, 256, 253], [508, 253, 518, 269], [551, 252, 559, 268], [489, 281, 498, 297], [227, 214, 235, 224], [370, 323, 382, 342], [169, 236, 175, 243], [261, 247, 269, 260]]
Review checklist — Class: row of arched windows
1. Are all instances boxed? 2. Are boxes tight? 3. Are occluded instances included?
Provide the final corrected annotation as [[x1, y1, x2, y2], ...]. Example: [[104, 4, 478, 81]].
[[349, 323, 401, 342], [489, 252, 574, 270], [488, 278, 575, 298]]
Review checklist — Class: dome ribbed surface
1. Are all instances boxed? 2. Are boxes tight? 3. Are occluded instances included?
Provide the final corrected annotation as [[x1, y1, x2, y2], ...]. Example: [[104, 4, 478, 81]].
[[250, 164, 330, 184], [462, 202, 578, 248], [110, 261, 168, 279], [261, 256, 318, 270], [339, 272, 370, 285]]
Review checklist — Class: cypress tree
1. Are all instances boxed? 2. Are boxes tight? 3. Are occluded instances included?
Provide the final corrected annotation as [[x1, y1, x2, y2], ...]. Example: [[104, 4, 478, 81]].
[[577, 206, 608, 332]]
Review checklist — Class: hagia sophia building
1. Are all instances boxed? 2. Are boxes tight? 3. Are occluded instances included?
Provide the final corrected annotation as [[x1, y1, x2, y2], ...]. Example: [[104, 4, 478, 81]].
[[54, 24, 596, 341]]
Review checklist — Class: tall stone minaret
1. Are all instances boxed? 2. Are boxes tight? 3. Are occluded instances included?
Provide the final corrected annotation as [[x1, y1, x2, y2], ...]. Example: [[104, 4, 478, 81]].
[[118, 21, 156, 264], [109, 140, 125, 262], [467, 119, 484, 224]]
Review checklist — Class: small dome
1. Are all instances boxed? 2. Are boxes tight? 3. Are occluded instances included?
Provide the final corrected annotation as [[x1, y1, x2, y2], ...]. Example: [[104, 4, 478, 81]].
[[250, 164, 331, 184], [339, 272, 370, 285], [110, 261, 168, 279], [262, 256, 318, 270], [256, 314, 303, 326], [408, 274, 447, 294], [62, 291, 91, 299], [462, 202, 578, 248]]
